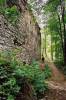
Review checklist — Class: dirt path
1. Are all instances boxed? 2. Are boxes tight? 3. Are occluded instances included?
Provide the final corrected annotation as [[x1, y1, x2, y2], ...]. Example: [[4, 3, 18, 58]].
[[47, 62, 65, 82], [40, 59, 66, 100], [45, 58, 65, 82]]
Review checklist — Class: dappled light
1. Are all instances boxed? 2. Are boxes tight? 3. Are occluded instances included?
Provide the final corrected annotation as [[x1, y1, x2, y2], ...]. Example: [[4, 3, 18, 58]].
[[0, 0, 66, 100]]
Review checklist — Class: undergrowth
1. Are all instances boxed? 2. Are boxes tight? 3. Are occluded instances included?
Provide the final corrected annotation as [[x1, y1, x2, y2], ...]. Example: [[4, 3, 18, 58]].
[[0, 50, 52, 100]]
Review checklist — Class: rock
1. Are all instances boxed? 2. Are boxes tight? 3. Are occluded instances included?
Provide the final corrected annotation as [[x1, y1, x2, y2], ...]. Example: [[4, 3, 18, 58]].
[[0, 0, 41, 63]]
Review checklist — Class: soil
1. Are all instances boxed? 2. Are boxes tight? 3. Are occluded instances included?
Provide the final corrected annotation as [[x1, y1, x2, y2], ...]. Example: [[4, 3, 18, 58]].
[[41, 58, 66, 100]]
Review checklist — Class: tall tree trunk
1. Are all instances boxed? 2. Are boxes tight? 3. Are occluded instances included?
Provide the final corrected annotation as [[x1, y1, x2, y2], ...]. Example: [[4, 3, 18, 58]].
[[55, 39, 57, 61], [57, 12, 64, 52], [57, 12, 64, 61], [60, 0, 66, 65], [44, 33, 47, 57], [62, 0, 66, 65], [51, 33, 53, 60]]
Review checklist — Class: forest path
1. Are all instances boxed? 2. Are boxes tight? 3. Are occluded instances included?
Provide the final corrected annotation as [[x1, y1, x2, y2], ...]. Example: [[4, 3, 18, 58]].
[[40, 59, 66, 100], [45, 59, 66, 89], [45, 58, 65, 82]]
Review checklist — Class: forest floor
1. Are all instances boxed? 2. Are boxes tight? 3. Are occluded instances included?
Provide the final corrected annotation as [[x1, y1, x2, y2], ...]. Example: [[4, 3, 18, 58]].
[[41, 58, 66, 100], [47, 60, 65, 82], [45, 57, 65, 81], [46, 59, 66, 88]]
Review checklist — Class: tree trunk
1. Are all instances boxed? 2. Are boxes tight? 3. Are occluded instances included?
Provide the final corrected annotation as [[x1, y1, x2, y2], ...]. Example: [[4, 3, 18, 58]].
[[44, 33, 47, 57], [61, 0, 66, 65], [51, 33, 53, 60]]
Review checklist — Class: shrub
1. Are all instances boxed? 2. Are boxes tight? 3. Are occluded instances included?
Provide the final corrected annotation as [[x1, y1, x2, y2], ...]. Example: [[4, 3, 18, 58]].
[[0, 51, 52, 99], [31, 61, 51, 93], [0, 0, 20, 25], [0, 52, 20, 100], [4, 6, 20, 24]]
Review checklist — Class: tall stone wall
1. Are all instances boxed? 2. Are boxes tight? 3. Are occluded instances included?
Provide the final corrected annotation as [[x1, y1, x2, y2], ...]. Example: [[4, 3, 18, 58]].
[[0, 0, 41, 63]]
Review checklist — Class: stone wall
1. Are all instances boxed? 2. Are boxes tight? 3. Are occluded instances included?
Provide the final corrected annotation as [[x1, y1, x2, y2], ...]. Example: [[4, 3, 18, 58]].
[[0, 0, 41, 63]]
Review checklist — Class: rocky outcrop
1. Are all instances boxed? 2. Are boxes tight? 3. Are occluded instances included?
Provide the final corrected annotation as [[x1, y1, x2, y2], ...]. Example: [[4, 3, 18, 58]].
[[0, 0, 41, 63]]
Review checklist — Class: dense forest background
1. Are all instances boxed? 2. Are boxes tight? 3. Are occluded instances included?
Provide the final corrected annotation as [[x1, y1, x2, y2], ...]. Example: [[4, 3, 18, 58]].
[[28, 0, 66, 67], [0, 0, 66, 100]]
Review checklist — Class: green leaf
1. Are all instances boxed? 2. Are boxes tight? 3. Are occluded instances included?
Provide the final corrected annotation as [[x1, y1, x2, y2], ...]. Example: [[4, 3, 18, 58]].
[[7, 95, 14, 100]]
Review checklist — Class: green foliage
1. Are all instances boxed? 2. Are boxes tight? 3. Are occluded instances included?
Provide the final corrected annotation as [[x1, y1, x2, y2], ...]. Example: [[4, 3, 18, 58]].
[[7, 95, 14, 100], [54, 61, 66, 75], [0, 0, 6, 6], [0, 51, 51, 99], [4, 6, 20, 24], [0, 0, 6, 14], [48, 15, 59, 32], [0, 0, 20, 25], [31, 61, 51, 93], [42, 0, 64, 62], [12, 60, 51, 93], [43, 64, 52, 79], [64, 14, 66, 24], [0, 52, 20, 100], [43, 0, 60, 12]]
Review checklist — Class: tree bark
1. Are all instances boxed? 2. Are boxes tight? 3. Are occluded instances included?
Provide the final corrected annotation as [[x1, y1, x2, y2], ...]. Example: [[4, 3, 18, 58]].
[[51, 33, 53, 60], [44, 33, 47, 57], [60, 0, 66, 65]]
